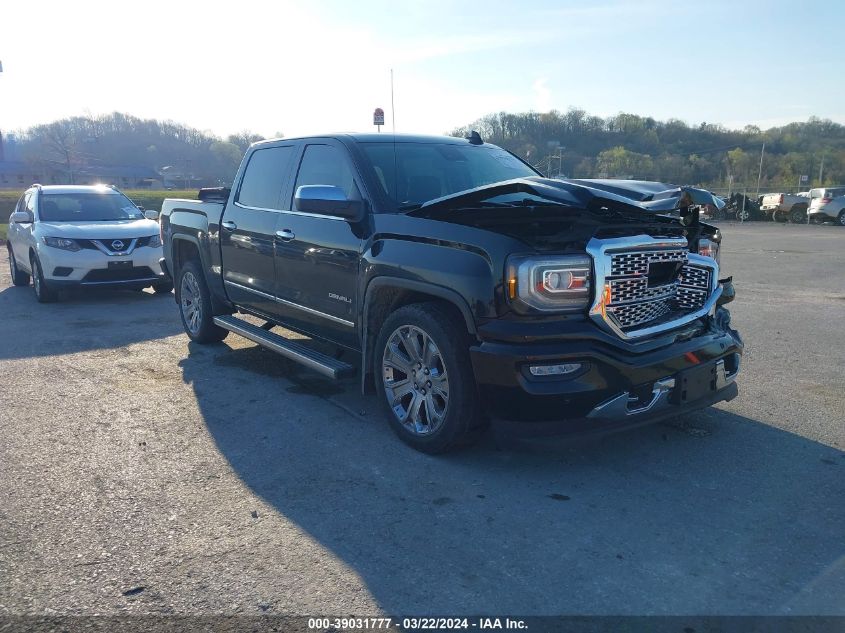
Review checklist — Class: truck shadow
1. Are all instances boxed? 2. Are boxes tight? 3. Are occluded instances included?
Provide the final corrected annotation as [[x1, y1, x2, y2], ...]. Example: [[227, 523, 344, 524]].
[[179, 341, 845, 614], [0, 284, 183, 360]]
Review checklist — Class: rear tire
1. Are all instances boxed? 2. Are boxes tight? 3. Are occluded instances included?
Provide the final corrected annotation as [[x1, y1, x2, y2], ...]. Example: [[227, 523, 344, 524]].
[[838, 211, 845, 227], [175, 259, 227, 343], [374, 302, 484, 453], [772, 210, 786, 222], [30, 254, 57, 303], [7, 246, 31, 287], [789, 205, 807, 223]]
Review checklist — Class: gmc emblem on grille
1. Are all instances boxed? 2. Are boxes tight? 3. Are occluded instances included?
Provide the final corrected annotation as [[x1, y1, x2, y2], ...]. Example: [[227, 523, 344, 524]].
[[111, 240, 125, 251], [646, 260, 684, 288]]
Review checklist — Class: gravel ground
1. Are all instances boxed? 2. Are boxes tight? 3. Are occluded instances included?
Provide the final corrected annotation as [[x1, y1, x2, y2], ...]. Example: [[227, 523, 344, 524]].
[[0, 223, 843, 617]]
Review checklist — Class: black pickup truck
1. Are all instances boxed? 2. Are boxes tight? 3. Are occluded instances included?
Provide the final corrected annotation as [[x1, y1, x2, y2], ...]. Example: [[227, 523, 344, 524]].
[[160, 133, 742, 452]]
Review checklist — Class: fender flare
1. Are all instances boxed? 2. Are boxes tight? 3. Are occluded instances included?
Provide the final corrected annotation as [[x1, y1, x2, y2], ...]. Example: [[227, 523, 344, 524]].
[[359, 276, 478, 393], [170, 234, 232, 313]]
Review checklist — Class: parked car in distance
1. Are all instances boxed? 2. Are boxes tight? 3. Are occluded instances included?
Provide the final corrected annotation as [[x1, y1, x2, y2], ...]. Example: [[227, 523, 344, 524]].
[[6, 184, 172, 302], [807, 186, 845, 225], [760, 192, 810, 223], [160, 133, 742, 453]]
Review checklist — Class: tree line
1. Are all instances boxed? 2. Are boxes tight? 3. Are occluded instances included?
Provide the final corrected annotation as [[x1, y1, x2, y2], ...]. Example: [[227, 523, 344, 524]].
[[451, 110, 845, 191], [11, 112, 271, 185], [10, 109, 845, 191]]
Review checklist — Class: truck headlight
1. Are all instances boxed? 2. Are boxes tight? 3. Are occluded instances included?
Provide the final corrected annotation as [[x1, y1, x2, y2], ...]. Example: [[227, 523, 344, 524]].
[[506, 255, 591, 312], [43, 237, 81, 252], [698, 238, 720, 264]]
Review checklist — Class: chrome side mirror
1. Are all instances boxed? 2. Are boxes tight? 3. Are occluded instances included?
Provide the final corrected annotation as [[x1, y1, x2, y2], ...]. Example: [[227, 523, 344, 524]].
[[10, 210, 33, 224], [294, 185, 363, 222], [144, 209, 160, 221]]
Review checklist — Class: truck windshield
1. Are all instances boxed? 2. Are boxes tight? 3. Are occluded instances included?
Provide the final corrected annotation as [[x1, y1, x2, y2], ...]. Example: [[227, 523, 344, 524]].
[[361, 142, 539, 210], [39, 193, 144, 222]]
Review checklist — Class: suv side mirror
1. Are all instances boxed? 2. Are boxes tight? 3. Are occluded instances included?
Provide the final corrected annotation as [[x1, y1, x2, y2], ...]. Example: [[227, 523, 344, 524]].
[[295, 185, 363, 221], [144, 209, 160, 221], [10, 210, 33, 224]]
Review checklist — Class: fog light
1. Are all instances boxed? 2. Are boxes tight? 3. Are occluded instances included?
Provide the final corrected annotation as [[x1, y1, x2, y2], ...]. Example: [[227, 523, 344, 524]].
[[528, 363, 582, 377]]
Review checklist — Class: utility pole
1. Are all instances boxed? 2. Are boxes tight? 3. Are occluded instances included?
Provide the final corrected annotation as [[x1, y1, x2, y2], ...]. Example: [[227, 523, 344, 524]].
[[755, 142, 765, 199]]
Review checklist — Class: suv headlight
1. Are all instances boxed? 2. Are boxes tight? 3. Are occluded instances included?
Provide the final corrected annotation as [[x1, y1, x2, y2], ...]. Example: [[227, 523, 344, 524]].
[[506, 255, 591, 312], [147, 234, 162, 248], [43, 237, 80, 252]]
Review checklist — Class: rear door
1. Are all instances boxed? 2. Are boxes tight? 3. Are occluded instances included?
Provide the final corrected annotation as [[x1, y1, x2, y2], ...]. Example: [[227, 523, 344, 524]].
[[220, 142, 298, 316], [273, 141, 365, 349]]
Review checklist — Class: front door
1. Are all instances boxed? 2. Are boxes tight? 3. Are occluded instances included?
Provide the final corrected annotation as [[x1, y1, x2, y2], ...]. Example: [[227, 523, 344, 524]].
[[273, 142, 364, 349], [219, 142, 297, 317]]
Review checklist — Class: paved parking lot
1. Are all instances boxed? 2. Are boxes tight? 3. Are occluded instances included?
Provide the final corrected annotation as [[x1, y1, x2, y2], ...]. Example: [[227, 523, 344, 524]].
[[1, 223, 844, 616]]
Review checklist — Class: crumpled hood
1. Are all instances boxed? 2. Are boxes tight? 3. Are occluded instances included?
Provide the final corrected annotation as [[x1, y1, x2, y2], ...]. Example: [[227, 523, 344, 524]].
[[403, 177, 716, 252], [36, 219, 159, 238]]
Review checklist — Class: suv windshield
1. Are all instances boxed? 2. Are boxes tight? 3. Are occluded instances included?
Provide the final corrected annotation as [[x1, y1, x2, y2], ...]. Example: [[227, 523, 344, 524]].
[[39, 192, 143, 222], [361, 142, 539, 210]]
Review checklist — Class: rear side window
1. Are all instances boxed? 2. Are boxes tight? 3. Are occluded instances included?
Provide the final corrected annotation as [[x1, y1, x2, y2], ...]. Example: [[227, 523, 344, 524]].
[[293, 145, 359, 200], [237, 146, 296, 210]]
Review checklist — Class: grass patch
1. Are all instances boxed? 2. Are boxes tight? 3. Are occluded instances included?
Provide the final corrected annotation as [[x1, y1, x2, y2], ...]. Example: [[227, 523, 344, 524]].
[[0, 188, 198, 216], [0, 224, 7, 241]]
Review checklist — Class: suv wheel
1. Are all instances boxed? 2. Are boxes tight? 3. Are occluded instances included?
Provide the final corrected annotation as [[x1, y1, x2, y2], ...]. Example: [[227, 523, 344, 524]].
[[30, 254, 57, 303], [175, 259, 228, 343], [7, 246, 31, 287], [375, 302, 484, 453], [839, 211, 845, 227]]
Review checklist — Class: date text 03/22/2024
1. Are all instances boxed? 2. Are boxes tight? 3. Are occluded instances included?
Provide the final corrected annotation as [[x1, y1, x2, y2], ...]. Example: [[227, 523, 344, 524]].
[[307, 618, 528, 631]]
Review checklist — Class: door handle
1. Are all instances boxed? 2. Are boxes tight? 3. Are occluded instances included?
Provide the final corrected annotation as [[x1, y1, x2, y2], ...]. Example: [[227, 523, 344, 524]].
[[221, 220, 237, 231], [275, 229, 295, 241]]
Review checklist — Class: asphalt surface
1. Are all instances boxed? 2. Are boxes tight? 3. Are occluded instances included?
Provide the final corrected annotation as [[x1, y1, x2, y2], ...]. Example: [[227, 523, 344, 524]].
[[1, 223, 844, 617]]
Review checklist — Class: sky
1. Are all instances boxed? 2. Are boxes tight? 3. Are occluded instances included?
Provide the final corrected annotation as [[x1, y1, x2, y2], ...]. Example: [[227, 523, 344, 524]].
[[1, 0, 843, 140]]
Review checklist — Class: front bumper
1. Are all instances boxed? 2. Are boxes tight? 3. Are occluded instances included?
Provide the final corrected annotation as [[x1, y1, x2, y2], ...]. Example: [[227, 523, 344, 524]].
[[470, 307, 743, 435], [37, 243, 168, 287]]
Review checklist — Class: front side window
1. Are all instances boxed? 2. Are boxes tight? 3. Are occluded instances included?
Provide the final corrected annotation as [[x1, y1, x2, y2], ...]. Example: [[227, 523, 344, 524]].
[[237, 145, 296, 210], [293, 145, 358, 200], [360, 142, 539, 210], [38, 192, 144, 222]]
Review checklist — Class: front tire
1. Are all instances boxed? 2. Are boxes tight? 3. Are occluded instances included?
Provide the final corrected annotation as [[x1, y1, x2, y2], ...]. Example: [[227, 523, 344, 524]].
[[7, 246, 30, 287], [838, 211, 845, 227], [30, 254, 57, 303], [374, 302, 484, 453], [175, 259, 227, 343]]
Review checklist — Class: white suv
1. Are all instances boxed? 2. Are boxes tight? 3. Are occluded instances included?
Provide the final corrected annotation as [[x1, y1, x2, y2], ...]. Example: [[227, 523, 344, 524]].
[[6, 184, 172, 302], [807, 186, 845, 225]]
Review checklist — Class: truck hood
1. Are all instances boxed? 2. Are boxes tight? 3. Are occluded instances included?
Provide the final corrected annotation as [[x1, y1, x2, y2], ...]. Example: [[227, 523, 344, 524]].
[[408, 177, 724, 217], [404, 177, 716, 252], [36, 219, 160, 238]]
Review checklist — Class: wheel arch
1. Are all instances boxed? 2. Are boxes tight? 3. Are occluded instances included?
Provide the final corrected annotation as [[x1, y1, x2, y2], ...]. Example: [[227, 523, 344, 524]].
[[360, 277, 478, 394]]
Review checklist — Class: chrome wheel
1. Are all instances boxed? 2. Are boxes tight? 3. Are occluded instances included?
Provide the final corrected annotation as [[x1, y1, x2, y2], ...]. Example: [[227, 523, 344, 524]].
[[839, 212, 845, 226], [180, 271, 202, 334], [382, 325, 449, 435]]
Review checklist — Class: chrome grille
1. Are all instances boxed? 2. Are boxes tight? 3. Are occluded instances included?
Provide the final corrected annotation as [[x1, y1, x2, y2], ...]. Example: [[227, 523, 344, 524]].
[[588, 236, 719, 339], [610, 249, 687, 276], [676, 264, 712, 310]]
